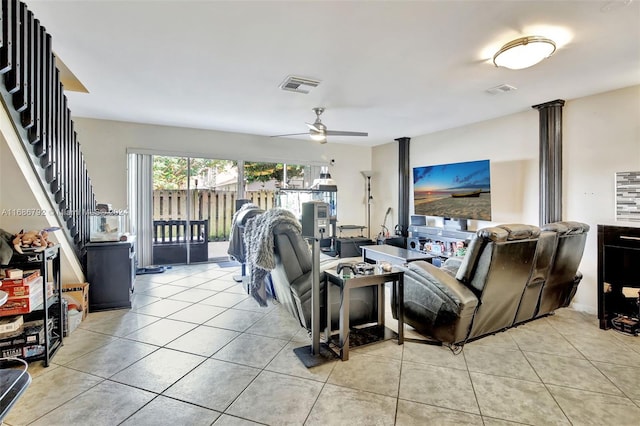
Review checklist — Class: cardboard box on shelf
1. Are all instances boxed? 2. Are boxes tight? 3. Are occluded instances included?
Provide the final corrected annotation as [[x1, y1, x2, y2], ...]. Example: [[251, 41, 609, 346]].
[[62, 283, 89, 320], [0, 277, 44, 316], [4, 269, 23, 279], [0, 315, 23, 334], [0, 331, 27, 348], [22, 344, 45, 358], [3, 280, 41, 298], [23, 319, 53, 345], [1, 346, 22, 358], [1, 270, 41, 292]]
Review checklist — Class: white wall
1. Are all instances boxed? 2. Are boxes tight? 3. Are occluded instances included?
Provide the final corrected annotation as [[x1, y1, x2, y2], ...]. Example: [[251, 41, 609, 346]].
[[72, 118, 372, 227], [371, 141, 399, 238], [372, 109, 539, 233], [372, 85, 640, 314], [563, 86, 640, 312]]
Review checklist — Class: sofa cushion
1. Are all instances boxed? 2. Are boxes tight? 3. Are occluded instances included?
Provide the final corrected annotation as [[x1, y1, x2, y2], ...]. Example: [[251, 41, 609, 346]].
[[456, 225, 541, 287], [498, 224, 541, 240], [476, 226, 509, 242], [542, 221, 590, 235]]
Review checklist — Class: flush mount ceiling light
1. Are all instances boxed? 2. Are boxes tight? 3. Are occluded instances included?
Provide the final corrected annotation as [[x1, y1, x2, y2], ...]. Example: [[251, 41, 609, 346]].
[[493, 36, 556, 70]]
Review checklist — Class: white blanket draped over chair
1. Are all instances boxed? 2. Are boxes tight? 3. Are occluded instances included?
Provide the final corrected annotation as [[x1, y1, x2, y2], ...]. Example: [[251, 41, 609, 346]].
[[243, 208, 302, 306]]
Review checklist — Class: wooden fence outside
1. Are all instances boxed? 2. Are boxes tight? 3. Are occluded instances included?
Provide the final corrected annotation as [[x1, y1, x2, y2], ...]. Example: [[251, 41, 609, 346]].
[[153, 190, 275, 240]]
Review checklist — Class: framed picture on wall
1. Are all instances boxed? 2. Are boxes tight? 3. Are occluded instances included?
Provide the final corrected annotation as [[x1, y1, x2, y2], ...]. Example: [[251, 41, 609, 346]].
[[615, 171, 640, 221]]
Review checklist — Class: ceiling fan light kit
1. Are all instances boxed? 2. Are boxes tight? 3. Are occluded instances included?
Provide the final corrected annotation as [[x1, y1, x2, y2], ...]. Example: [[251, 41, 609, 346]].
[[272, 107, 368, 144], [310, 132, 327, 142], [493, 36, 556, 70]]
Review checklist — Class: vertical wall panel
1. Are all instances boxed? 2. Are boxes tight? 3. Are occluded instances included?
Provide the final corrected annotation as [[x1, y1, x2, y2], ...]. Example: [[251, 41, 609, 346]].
[[396, 137, 410, 238], [533, 99, 565, 225]]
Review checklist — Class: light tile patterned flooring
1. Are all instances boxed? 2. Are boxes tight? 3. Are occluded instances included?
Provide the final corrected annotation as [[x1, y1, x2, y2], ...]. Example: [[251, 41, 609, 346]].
[[5, 262, 640, 425]]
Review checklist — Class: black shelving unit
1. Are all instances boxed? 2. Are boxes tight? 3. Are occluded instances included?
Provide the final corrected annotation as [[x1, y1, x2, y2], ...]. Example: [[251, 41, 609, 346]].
[[2, 245, 63, 367], [597, 225, 640, 331]]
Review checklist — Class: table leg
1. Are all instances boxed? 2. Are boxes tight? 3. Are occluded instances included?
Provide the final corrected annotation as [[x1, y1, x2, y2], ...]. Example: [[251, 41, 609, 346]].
[[340, 285, 350, 361], [378, 282, 385, 325], [324, 275, 331, 344], [397, 275, 404, 344]]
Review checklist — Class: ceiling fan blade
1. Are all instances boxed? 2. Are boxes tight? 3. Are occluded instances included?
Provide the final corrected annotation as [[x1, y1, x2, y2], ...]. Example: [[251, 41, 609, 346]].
[[270, 132, 309, 137], [279, 108, 366, 143], [325, 130, 368, 137]]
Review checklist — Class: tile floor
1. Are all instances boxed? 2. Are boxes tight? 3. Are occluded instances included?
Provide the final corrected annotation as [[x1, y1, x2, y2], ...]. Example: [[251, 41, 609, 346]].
[[5, 262, 640, 425]]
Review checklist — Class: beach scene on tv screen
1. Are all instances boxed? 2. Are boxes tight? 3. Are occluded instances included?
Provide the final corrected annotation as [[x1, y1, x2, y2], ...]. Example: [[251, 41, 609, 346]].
[[413, 159, 492, 221]]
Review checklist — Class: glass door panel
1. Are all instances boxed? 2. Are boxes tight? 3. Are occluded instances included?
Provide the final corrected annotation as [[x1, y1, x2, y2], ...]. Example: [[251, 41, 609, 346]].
[[152, 155, 190, 265], [152, 155, 237, 264], [189, 158, 238, 262], [243, 161, 307, 211]]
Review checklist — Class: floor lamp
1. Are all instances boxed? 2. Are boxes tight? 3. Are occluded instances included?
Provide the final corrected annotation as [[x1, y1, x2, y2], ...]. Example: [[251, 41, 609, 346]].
[[361, 171, 373, 239]]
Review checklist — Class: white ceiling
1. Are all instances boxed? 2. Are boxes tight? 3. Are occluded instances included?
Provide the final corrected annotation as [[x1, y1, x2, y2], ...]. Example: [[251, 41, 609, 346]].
[[25, 0, 640, 147]]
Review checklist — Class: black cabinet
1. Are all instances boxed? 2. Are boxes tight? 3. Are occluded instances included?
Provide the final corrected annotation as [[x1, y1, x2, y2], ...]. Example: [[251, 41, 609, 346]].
[[86, 241, 135, 311], [597, 225, 640, 329], [2, 245, 63, 367]]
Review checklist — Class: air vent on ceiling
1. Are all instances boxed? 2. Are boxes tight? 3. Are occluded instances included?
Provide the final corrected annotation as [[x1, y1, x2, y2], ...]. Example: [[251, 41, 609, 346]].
[[486, 84, 517, 95], [279, 75, 321, 94]]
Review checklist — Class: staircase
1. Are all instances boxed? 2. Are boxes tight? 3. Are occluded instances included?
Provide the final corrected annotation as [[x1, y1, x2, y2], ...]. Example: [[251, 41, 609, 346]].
[[0, 0, 96, 269]]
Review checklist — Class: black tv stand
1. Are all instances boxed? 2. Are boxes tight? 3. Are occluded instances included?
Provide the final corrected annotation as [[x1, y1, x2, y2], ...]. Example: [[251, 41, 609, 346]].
[[407, 225, 474, 259]]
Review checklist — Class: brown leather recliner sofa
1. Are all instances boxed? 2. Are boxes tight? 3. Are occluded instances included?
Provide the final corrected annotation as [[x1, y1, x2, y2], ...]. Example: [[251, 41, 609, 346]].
[[392, 221, 589, 346]]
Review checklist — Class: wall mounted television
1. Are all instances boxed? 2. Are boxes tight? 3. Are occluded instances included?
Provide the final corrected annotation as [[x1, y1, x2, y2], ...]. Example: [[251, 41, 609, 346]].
[[413, 159, 492, 221]]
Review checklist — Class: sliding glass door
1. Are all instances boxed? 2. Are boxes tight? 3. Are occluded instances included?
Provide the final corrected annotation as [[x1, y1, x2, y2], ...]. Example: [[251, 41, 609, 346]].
[[152, 155, 238, 265], [128, 153, 324, 267]]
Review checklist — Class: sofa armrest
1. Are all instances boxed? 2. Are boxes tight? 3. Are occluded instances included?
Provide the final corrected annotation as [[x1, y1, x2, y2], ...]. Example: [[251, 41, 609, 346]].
[[407, 261, 478, 309], [398, 261, 478, 344], [561, 271, 583, 308]]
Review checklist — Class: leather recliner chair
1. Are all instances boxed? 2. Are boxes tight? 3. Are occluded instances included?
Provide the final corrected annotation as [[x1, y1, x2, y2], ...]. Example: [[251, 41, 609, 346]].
[[536, 221, 590, 317], [270, 222, 378, 330], [512, 229, 558, 324], [392, 222, 589, 346]]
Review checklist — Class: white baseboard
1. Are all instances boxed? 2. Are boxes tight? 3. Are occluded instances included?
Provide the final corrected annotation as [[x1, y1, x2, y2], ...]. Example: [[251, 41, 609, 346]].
[[570, 303, 597, 315]]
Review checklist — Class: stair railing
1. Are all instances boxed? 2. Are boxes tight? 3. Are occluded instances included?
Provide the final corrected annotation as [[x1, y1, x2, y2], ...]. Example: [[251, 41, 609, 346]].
[[0, 0, 96, 267]]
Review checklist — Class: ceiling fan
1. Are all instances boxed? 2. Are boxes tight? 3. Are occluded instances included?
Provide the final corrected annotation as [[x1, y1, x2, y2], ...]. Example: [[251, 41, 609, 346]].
[[273, 107, 368, 144]]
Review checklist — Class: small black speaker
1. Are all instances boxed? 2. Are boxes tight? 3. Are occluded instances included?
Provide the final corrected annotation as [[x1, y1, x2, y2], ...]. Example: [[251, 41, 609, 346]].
[[385, 236, 407, 249], [407, 237, 421, 251]]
